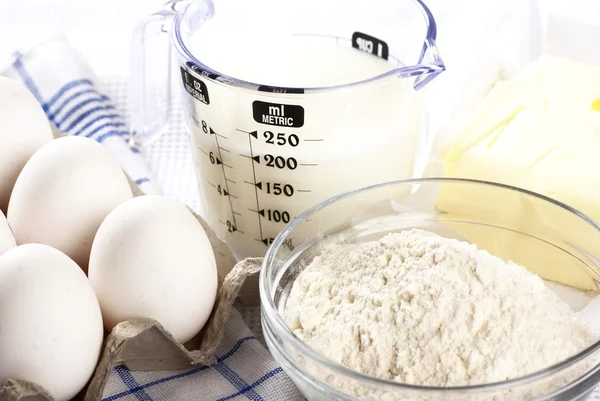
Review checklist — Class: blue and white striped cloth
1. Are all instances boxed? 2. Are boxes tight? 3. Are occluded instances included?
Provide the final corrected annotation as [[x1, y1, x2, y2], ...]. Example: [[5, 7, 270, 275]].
[[1, 36, 159, 194], [100, 308, 303, 401]]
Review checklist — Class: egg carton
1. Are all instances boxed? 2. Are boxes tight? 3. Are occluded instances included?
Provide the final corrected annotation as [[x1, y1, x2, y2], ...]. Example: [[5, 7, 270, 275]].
[[0, 176, 263, 401]]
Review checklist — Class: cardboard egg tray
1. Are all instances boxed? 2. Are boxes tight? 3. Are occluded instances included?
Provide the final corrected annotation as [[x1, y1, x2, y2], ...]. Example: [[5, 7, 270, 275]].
[[0, 176, 263, 401]]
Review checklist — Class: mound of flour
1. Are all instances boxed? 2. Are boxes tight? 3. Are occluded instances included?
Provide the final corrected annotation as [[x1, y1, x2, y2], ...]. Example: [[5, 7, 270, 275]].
[[285, 229, 596, 386]]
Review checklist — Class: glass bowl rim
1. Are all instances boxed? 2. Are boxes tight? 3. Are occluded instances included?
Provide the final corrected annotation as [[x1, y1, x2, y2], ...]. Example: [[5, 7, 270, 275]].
[[259, 177, 600, 393]]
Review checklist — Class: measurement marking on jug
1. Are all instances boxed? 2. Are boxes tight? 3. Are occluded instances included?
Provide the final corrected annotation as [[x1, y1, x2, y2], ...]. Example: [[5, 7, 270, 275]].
[[300, 163, 319, 167], [209, 127, 227, 139], [247, 132, 264, 241], [212, 129, 237, 229], [304, 139, 324, 142], [252, 102, 304, 127], [190, 114, 202, 127], [263, 182, 294, 196], [262, 131, 300, 147], [216, 184, 240, 200], [244, 181, 300, 197], [206, 180, 216, 188], [219, 219, 242, 234], [198, 147, 209, 156], [259, 209, 291, 223], [262, 154, 298, 169], [219, 147, 231, 153], [254, 237, 294, 250], [226, 178, 236, 184]]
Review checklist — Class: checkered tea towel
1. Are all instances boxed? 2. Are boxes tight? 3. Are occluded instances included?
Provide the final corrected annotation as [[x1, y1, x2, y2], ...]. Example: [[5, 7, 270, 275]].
[[1, 36, 160, 195], [101, 308, 303, 401]]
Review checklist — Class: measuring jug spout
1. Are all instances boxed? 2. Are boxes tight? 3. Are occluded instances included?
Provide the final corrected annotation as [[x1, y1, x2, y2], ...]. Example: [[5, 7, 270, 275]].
[[412, 41, 445, 90], [410, 0, 445, 90]]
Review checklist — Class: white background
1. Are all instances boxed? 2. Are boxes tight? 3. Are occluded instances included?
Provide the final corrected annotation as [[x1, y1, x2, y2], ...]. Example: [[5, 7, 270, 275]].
[[0, 0, 598, 79], [0, 0, 163, 77]]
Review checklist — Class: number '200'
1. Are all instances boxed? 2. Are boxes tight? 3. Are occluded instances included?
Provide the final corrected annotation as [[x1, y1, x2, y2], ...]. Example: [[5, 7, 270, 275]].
[[264, 154, 297, 170]]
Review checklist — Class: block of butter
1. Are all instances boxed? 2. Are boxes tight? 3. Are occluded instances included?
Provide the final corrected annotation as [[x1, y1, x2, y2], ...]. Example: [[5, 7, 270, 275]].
[[440, 55, 600, 291]]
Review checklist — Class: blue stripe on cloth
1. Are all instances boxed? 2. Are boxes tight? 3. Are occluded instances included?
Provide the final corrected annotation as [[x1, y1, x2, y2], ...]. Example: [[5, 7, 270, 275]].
[[134, 178, 150, 185], [215, 368, 284, 401], [96, 130, 128, 143], [216, 336, 256, 362], [12, 56, 45, 105], [45, 78, 93, 109], [213, 362, 264, 401], [84, 122, 126, 138], [59, 105, 116, 131], [102, 336, 257, 401], [53, 96, 110, 125], [48, 89, 109, 120], [131, 146, 141, 154], [73, 113, 120, 136], [105, 365, 212, 401], [114, 366, 154, 401]]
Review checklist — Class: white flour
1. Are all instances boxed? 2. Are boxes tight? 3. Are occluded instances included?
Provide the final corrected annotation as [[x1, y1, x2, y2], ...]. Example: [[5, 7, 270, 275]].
[[284, 229, 596, 387]]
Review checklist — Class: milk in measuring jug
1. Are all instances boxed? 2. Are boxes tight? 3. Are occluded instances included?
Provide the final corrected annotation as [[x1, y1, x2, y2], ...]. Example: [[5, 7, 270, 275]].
[[183, 35, 425, 259], [190, 34, 399, 87]]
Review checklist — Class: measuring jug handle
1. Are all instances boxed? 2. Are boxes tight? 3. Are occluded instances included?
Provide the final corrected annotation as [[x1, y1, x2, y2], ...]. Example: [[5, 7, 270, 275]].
[[128, 1, 181, 147]]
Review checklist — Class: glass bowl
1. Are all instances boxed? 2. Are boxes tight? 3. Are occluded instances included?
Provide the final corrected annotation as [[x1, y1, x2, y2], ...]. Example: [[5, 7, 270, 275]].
[[259, 178, 600, 401]]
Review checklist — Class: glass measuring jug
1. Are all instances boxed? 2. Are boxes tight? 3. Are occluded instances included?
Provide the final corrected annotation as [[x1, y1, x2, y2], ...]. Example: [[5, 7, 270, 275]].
[[131, 0, 445, 259]]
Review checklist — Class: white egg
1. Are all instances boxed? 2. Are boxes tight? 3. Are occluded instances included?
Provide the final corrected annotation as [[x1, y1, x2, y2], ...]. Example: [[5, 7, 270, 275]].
[[0, 210, 16, 256], [0, 77, 53, 213], [7, 136, 133, 271], [0, 244, 104, 401], [88, 195, 218, 343]]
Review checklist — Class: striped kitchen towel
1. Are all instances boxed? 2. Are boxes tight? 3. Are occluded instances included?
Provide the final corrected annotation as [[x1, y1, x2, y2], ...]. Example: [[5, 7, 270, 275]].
[[1, 36, 160, 194], [101, 308, 304, 401]]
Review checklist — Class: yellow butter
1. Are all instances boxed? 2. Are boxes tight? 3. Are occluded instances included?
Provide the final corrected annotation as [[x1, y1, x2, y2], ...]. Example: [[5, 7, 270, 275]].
[[536, 55, 600, 110], [443, 80, 544, 161], [440, 55, 600, 291]]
